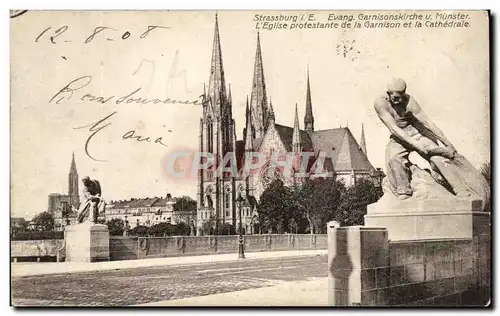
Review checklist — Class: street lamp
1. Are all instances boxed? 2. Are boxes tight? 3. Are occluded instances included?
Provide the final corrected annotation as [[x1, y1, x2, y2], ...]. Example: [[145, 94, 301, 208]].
[[236, 193, 245, 259]]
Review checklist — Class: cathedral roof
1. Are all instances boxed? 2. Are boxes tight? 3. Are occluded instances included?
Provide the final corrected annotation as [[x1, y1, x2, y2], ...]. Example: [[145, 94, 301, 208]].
[[274, 124, 313, 151], [310, 127, 374, 172]]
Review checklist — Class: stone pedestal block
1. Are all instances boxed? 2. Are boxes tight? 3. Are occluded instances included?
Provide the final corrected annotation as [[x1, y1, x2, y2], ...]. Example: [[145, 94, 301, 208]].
[[65, 223, 110, 262], [328, 225, 389, 306], [365, 199, 490, 241]]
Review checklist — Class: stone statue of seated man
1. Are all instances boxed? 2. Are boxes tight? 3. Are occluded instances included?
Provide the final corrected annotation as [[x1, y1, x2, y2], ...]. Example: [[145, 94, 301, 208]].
[[74, 176, 105, 224]]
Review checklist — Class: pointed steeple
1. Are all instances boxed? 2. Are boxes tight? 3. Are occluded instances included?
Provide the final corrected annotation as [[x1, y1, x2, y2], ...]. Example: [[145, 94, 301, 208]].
[[68, 152, 79, 204], [207, 13, 227, 117], [304, 67, 314, 134], [360, 123, 367, 156], [292, 103, 301, 153], [245, 97, 254, 151], [69, 152, 77, 175], [268, 97, 275, 123], [250, 32, 268, 139]]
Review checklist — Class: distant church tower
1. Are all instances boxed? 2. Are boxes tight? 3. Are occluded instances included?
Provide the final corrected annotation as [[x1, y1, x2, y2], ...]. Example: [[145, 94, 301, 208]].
[[68, 152, 80, 208]]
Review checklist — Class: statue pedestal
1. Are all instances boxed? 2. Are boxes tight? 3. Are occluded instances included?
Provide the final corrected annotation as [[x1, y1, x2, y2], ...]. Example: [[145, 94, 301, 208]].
[[365, 197, 490, 241], [65, 222, 109, 262]]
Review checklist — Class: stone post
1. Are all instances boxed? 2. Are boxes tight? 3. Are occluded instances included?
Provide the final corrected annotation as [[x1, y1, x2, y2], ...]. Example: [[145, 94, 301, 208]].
[[65, 222, 110, 262], [328, 224, 389, 306]]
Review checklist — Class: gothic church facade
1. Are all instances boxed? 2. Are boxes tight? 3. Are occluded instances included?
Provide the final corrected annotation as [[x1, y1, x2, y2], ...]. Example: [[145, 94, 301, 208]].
[[196, 15, 376, 235]]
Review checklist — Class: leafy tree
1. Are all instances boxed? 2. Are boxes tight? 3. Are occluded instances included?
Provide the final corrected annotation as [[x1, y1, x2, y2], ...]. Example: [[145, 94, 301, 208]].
[[294, 178, 346, 234], [173, 196, 197, 212], [201, 215, 216, 235], [96, 218, 106, 225], [220, 222, 236, 235], [173, 196, 197, 235], [257, 179, 295, 234], [130, 225, 149, 237], [174, 222, 192, 236], [10, 218, 28, 236], [32, 212, 55, 232], [106, 218, 125, 236], [336, 178, 380, 226], [148, 222, 176, 237]]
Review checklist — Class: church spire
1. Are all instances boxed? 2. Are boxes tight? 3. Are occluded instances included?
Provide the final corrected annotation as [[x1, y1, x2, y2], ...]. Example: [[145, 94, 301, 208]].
[[304, 67, 314, 134], [245, 96, 254, 151], [207, 13, 227, 117], [250, 31, 268, 139], [292, 103, 301, 153], [360, 123, 367, 155], [69, 151, 77, 175], [68, 152, 79, 205], [268, 97, 275, 123]]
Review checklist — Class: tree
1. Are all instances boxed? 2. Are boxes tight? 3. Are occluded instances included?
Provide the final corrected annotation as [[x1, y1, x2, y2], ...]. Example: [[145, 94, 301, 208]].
[[293, 178, 346, 234], [173, 196, 197, 212], [10, 218, 28, 236], [130, 225, 149, 237], [200, 214, 217, 235], [148, 222, 176, 237], [336, 178, 380, 226], [174, 222, 191, 236], [106, 218, 125, 236], [173, 196, 197, 235], [32, 212, 55, 232], [220, 222, 236, 235], [257, 179, 296, 234]]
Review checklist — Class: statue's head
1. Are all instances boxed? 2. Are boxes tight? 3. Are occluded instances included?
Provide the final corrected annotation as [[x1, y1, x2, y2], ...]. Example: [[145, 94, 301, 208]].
[[82, 176, 91, 185], [387, 78, 407, 105]]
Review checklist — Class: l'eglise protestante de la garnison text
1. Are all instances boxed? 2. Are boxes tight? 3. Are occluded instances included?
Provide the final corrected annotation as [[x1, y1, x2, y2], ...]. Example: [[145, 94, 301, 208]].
[[254, 12, 471, 30]]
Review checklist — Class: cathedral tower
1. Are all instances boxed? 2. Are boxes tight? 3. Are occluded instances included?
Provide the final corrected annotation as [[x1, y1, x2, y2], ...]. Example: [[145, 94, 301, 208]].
[[68, 152, 79, 208]]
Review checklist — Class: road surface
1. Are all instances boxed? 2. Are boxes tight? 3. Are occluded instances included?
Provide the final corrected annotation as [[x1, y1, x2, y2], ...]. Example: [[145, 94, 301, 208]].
[[12, 254, 327, 306]]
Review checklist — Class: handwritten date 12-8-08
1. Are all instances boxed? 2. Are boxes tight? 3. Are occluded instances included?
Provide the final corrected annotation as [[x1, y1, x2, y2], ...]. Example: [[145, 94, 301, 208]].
[[35, 25, 170, 44]]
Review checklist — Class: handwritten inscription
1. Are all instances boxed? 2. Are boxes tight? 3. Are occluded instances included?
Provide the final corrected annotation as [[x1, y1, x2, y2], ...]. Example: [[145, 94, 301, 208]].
[[35, 25, 170, 44], [50, 76, 205, 106], [74, 112, 169, 162], [73, 112, 117, 162], [122, 130, 168, 147]]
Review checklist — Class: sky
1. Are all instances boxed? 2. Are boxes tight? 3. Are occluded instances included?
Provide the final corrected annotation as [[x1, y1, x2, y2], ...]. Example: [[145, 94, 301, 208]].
[[10, 10, 490, 219]]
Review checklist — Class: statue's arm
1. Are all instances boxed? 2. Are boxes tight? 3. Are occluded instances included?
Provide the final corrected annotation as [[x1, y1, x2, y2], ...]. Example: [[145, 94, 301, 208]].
[[409, 98, 456, 151], [374, 99, 427, 154]]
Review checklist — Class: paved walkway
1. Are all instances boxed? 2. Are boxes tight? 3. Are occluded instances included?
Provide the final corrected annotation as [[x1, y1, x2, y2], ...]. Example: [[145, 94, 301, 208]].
[[139, 277, 329, 306], [11, 249, 327, 278]]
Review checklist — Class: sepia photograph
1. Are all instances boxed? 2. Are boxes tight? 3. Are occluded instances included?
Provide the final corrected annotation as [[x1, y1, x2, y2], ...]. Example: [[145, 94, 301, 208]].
[[9, 9, 491, 307]]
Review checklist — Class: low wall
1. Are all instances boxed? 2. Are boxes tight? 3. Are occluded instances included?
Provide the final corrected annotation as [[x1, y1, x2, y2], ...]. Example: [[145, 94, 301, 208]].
[[11, 234, 328, 262], [365, 236, 490, 306], [327, 226, 490, 306], [110, 234, 328, 261], [11, 239, 64, 262]]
